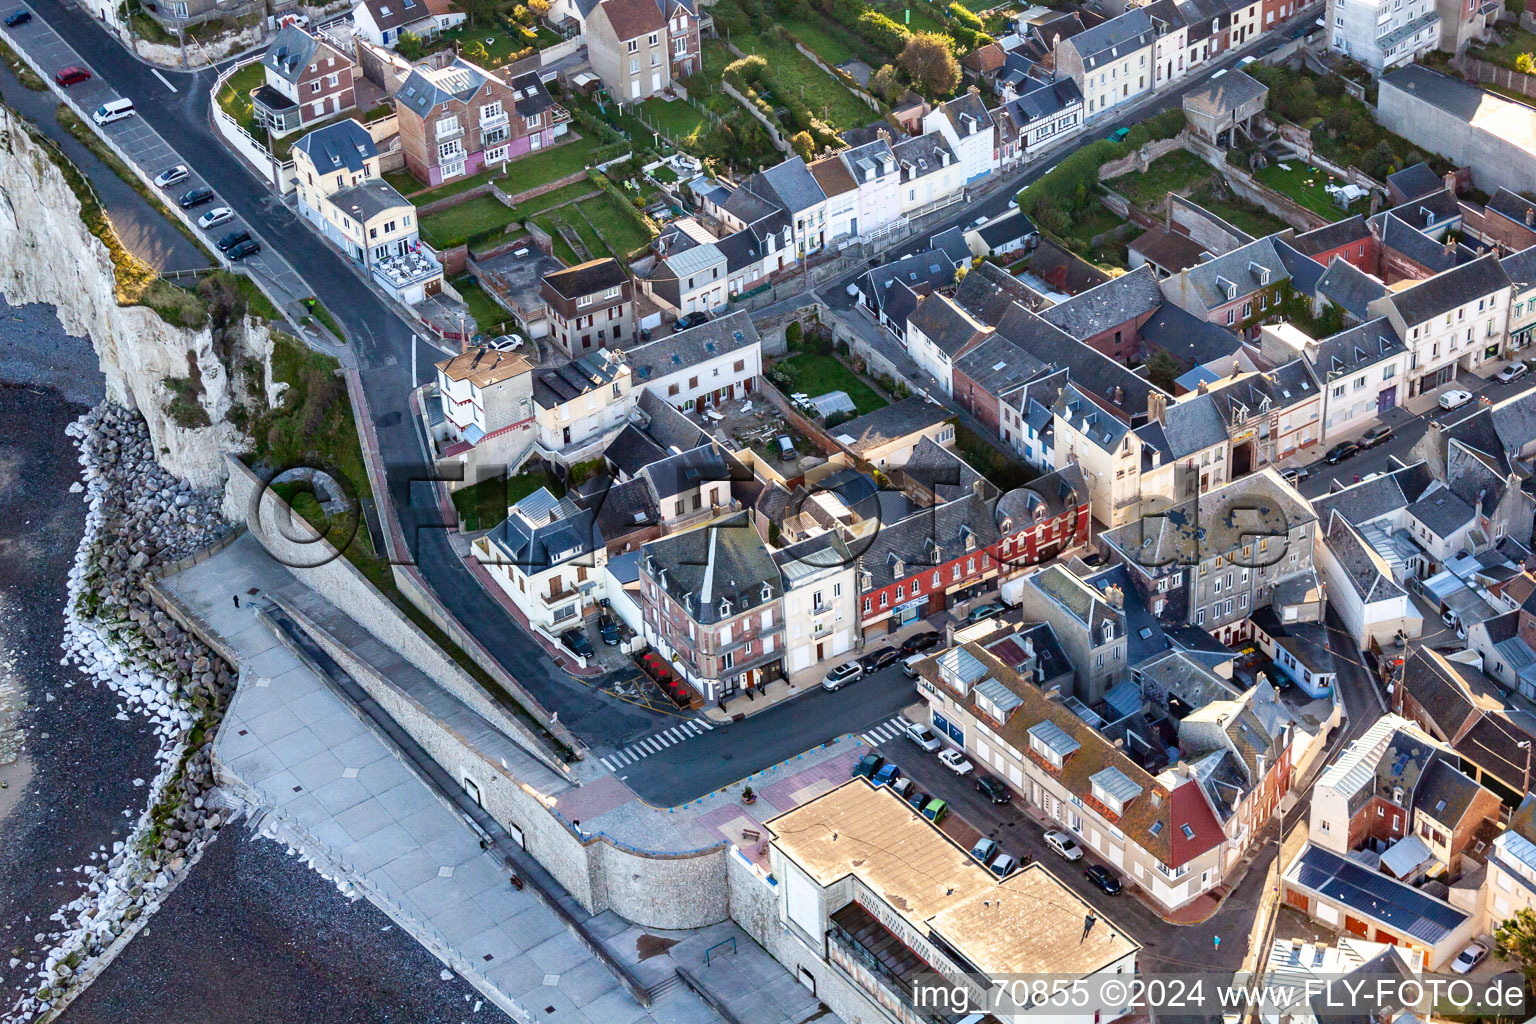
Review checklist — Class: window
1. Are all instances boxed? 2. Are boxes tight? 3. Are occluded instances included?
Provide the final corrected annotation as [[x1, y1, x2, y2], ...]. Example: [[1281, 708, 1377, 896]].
[[648, 31, 658, 44], [1226, 309, 1235, 325], [628, 39, 638, 52], [310, 81, 321, 93]]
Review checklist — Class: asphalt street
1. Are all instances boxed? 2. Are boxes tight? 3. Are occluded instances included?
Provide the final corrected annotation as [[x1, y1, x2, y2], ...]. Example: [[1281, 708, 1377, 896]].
[[1293, 365, 1535, 500], [9, 0, 1336, 804]]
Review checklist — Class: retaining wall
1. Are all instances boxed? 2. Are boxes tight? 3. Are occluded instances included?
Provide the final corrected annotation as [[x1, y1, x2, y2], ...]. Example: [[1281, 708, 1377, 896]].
[[1453, 53, 1536, 101], [1096, 135, 1186, 181], [720, 79, 793, 154]]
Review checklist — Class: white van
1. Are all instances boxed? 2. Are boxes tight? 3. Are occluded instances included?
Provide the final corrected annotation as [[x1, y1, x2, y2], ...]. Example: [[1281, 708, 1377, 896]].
[[92, 98, 135, 126]]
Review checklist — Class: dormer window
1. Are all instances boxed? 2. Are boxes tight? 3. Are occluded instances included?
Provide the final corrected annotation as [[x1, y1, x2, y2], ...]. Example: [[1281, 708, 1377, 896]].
[[719, 597, 733, 617], [1102, 622, 1113, 643], [761, 582, 773, 601]]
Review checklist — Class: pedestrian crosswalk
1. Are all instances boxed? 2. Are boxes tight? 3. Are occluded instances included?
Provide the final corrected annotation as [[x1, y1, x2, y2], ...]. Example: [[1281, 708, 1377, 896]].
[[859, 717, 911, 748], [600, 716, 715, 772]]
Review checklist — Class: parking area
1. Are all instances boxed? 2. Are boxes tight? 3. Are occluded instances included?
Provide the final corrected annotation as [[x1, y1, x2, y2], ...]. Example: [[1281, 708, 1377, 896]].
[[0, 19, 312, 303]]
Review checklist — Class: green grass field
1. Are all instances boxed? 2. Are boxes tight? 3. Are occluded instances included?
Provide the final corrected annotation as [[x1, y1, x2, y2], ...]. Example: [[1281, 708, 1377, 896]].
[[1255, 161, 1367, 221], [772, 352, 887, 415], [736, 31, 874, 130], [1109, 151, 1214, 209], [689, 40, 741, 117], [637, 97, 708, 142], [450, 274, 513, 336], [419, 180, 599, 249], [1472, 27, 1536, 72], [783, 18, 860, 66]]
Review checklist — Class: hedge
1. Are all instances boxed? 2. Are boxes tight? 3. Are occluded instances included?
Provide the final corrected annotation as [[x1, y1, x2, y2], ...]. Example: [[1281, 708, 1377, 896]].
[[1016, 108, 1185, 221], [857, 9, 911, 54]]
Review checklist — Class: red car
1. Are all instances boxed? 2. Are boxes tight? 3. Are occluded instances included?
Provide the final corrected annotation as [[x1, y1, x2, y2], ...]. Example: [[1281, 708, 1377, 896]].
[[54, 66, 90, 86]]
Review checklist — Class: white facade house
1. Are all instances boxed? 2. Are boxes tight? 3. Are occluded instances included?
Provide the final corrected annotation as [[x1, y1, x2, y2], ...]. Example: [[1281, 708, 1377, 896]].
[[1368, 253, 1513, 398], [921, 91, 998, 184], [1503, 245, 1536, 355], [893, 133, 964, 217], [843, 139, 901, 240], [475, 487, 607, 635], [1260, 319, 1410, 443], [775, 534, 858, 675], [1146, 0, 1191, 89], [532, 349, 636, 465], [1315, 511, 1423, 649], [625, 312, 763, 413], [1326, 0, 1441, 72]]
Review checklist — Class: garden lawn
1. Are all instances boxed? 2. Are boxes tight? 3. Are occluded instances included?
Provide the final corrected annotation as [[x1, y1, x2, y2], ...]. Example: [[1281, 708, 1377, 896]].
[[1472, 27, 1536, 72], [386, 164, 500, 202], [637, 97, 707, 141], [432, 22, 560, 65], [451, 274, 513, 337], [451, 467, 565, 531], [1055, 200, 1128, 253], [500, 133, 606, 194], [419, 196, 520, 249], [1255, 161, 1366, 221], [772, 352, 886, 415], [1189, 183, 1288, 237], [1108, 150, 1213, 209], [735, 31, 874, 130], [690, 40, 740, 116], [215, 61, 266, 141], [782, 18, 860, 66], [577, 193, 653, 256]]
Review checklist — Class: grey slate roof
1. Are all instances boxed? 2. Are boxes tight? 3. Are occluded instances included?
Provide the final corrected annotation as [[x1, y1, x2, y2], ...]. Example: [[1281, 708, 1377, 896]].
[[1322, 511, 1406, 604], [625, 312, 760, 384], [953, 335, 1047, 395], [292, 118, 378, 175], [1289, 216, 1371, 258], [1503, 244, 1536, 293], [1179, 235, 1291, 311], [1388, 253, 1512, 328], [902, 434, 993, 503], [1376, 214, 1458, 275], [1309, 317, 1406, 382], [939, 90, 994, 138], [587, 475, 659, 538], [1489, 187, 1536, 231], [1039, 265, 1161, 340], [327, 179, 411, 222], [744, 157, 826, 216], [1407, 484, 1477, 538], [1054, 381, 1132, 453], [857, 493, 998, 589], [1315, 258, 1388, 322], [1311, 461, 1434, 527], [860, 249, 957, 312], [1005, 77, 1081, 123], [996, 301, 1154, 415], [263, 24, 324, 84], [952, 260, 1044, 324], [892, 132, 959, 182], [641, 512, 779, 625], [1067, 8, 1155, 68], [396, 58, 498, 117], [1181, 69, 1267, 118], [488, 488, 601, 570], [930, 226, 972, 267], [1143, 393, 1228, 460], [1030, 563, 1125, 639], [1138, 302, 1242, 368], [639, 445, 730, 500], [832, 397, 951, 455], [1413, 755, 1485, 825], [1278, 240, 1327, 297], [1387, 162, 1445, 203]]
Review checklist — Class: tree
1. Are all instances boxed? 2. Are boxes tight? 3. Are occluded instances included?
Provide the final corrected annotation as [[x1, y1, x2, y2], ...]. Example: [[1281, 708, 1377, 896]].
[[462, 38, 490, 61], [898, 32, 960, 98], [871, 63, 903, 103], [528, 0, 551, 15], [790, 130, 816, 159], [1497, 907, 1536, 986], [1519, 51, 1536, 73], [395, 30, 425, 58], [1146, 349, 1181, 393], [953, 263, 968, 285]]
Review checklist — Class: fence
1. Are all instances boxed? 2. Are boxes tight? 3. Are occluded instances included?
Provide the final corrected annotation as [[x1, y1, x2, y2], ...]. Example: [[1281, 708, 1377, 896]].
[[210, 54, 299, 193]]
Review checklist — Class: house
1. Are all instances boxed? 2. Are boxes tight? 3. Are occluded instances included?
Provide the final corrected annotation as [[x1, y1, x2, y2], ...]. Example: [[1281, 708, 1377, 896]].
[[1260, 317, 1408, 443], [254, 25, 355, 136], [1315, 510, 1421, 649], [476, 487, 606, 635], [994, 77, 1084, 164], [431, 344, 535, 485], [532, 349, 635, 464], [774, 533, 858, 674], [1483, 796, 1536, 932], [738, 159, 830, 258], [1055, 9, 1156, 121], [1160, 234, 1297, 333], [856, 249, 958, 341], [1250, 605, 1339, 696], [637, 445, 735, 533], [1178, 678, 1297, 854], [1012, 563, 1128, 702], [765, 782, 1139, 1024], [1387, 162, 1447, 206], [907, 292, 992, 396], [1097, 469, 1320, 645], [893, 132, 964, 218], [1203, 359, 1323, 465], [1038, 263, 1163, 364], [951, 336, 1049, 435], [830, 398, 956, 470], [541, 258, 635, 359], [912, 640, 1232, 912], [1378, 67, 1536, 200], [1503, 245, 1536, 355], [643, 239, 727, 318], [1258, 938, 1427, 1024], [588, 0, 664, 100], [394, 59, 568, 185], [808, 153, 858, 247], [1290, 216, 1376, 273], [291, 119, 442, 302], [625, 311, 762, 412], [1129, 225, 1211, 278], [352, 0, 464, 48], [1366, 253, 1512, 398], [1474, 188, 1536, 253], [965, 210, 1040, 259], [994, 462, 1090, 571], [921, 90, 998, 184], [1180, 69, 1267, 147], [639, 511, 784, 701], [839, 137, 902, 243], [857, 493, 1000, 632], [1144, 0, 1191, 90]]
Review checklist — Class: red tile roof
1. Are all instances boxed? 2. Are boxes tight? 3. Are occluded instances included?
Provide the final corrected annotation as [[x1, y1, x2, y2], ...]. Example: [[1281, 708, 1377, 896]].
[[1169, 779, 1226, 867]]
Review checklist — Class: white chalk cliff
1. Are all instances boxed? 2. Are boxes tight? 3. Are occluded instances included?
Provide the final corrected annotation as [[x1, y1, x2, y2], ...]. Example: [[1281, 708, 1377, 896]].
[[0, 103, 275, 486]]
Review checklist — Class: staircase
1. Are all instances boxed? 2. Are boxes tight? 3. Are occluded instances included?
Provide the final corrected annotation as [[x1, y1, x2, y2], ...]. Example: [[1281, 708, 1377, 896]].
[[551, 216, 592, 262], [1359, 520, 1408, 579]]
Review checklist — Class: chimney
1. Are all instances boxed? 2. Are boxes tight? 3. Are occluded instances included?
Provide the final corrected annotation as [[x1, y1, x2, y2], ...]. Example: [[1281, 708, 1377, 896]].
[[1197, 379, 1209, 395], [1444, 170, 1457, 196], [1106, 583, 1123, 608], [1232, 358, 1241, 378], [1445, 237, 1456, 257], [1113, 385, 1124, 405], [1148, 391, 1168, 426]]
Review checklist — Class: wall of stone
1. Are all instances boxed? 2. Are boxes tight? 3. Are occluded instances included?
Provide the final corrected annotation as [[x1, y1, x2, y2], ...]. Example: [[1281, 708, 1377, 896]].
[[597, 841, 729, 929]]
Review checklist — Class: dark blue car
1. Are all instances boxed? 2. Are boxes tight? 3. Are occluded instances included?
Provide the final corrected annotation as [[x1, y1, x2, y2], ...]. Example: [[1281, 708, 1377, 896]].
[[4, 9, 31, 25]]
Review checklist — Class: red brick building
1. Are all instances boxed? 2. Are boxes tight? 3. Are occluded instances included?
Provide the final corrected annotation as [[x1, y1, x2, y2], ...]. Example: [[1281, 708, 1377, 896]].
[[1289, 216, 1376, 273], [995, 463, 1090, 570], [858, 494, 1006, 632]]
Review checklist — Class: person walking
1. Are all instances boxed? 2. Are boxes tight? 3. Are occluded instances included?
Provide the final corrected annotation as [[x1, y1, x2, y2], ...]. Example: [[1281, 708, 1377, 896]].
[[233, 594, 240, 609]]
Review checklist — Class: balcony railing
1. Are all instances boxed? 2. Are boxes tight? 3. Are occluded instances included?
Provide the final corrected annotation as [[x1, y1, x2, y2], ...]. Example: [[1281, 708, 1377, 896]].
[[435, 121, 464, 141]]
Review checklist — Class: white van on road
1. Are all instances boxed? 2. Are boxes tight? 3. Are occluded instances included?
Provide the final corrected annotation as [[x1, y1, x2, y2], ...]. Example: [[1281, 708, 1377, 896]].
[[92, 98, 135, 126]]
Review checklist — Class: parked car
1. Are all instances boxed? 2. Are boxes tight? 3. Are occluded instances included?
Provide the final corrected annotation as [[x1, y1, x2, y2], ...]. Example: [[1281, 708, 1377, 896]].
[[1498, 361, 1530, 383], [1451, 942, 1488, 974], [988, 852, 1017, 878], [54, 66, 90, 86], [559, 628, 593, 659], [938, 748, 974, 775], [673, 311, 711, 331], [822, 661, 863, 691], [905, 787, 929, 811], [922, 798, 948, 824], [226, 239, 261, 261], [1360, 425, 1393, 448], [1085, 864, 1122, 895], [852, 753, 885, 779], [1044, 829, 1083, 861], [1109, 126, 1130, 142], [901, 653, 927, 679], [216, 228, 251, 252], [890, 777, 914, 800], [1281, 466, 1309, 486], [1439, 388, 1474, 410], [905, 722, 942, 752], [1322, 441, 1359, 464], [899, 630, 941, 657], [872, 762, 901, 787], [599, 615, 620, 646], [177, 186, 215, 209], [776, 435, 796, 461], [971, 837, 999, 864], [198, 206, 234, 230], [966, 602, 1005, 623], [487, 334, 524, 351], [860, 647, 900, 674], [4, 8, 30, 24], [975, 774, 1012, 804], [154, 164, 188, 188]]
